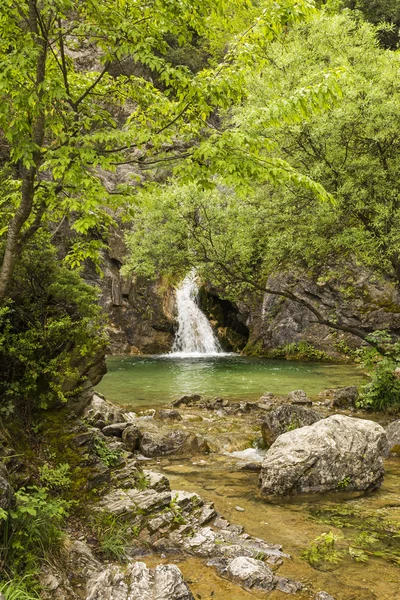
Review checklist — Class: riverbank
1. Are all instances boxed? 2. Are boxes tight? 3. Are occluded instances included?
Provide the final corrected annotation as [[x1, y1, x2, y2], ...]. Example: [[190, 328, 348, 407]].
[[2, 379, 399, 599]]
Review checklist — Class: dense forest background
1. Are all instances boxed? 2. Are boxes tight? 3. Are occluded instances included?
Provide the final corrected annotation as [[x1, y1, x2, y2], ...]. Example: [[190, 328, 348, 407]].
[[1, 0, 400, 414]]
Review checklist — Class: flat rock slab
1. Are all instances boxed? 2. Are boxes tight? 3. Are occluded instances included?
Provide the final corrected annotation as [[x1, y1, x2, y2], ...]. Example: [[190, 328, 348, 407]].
[[259, 414, 388, 497], [86, 562, 194, 600], [98, 488, 171, 515]]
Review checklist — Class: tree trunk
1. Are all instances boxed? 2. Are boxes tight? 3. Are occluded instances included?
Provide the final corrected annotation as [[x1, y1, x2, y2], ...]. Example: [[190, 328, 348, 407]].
[[0, 1, 47, 301]]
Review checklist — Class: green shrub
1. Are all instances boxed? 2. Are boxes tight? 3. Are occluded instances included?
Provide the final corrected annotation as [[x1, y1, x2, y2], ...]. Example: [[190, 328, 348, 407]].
[[357, 357, 400, 411], [93, 437, 121, 467], [356, 331, 400, 411], [0, 239, 106, 415], [0, 486, 71, 589], [38, 463, 71, 491]]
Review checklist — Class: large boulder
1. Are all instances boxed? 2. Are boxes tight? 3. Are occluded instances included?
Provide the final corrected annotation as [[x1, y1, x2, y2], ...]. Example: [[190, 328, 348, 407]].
[[122, 424, 142, 451], [385, 420, 400, 455], [261, 405, 322, 447], [331, 386, 358, 408], [259, 415, 388, 497], [86, 562, 194, 600]]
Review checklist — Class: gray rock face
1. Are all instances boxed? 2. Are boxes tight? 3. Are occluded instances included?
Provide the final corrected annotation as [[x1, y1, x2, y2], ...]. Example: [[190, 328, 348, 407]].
[[139, 430, 209, 457], [259, 415, 388, 497], [261, 405, 322, 447], [315, 593, 336, 600], [122, 424, 142, 450], [156, 409, 183, 421], [331, 386, 358, 408], [287, 390, 312, 406], [86, 562, 194, 600], [0, 464, 12, 511], [98, 487, 171, 515], [385, 420, 400, 454], [83, 394, 134, 427]]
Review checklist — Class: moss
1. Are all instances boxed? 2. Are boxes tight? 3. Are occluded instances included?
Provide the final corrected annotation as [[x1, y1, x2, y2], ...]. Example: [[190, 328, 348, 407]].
[[241, 339, 266, 357], [243, 340, 332, 361]]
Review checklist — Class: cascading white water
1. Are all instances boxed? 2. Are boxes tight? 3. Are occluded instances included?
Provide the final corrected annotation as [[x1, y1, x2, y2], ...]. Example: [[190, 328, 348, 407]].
[[171, 272, 222, 356]]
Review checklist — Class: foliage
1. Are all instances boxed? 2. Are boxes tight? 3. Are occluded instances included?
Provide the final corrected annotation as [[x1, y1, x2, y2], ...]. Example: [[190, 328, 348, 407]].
[[337, 476, 351, 489], [92, 512, 139, 562], [38, 463, 71, 491], [0, 0, 320, 297], [168, 494, 186, 525], [134, 471, 150, 491], [93, 437, 121, 468], [267, 342, 330, 361], [0, 239, 106, 414], [310, 503, 400, 566], [0, 486, 71, 588], [0, 580, 40, 600], [125, 9, 400, 362], [354, 331, 400, 411], [342, 0, 400, 48], [302, 531, 344, 569]]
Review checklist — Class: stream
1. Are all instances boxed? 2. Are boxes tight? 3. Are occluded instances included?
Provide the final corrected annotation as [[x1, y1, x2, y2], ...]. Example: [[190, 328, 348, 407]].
[[96, 354, 400, 599]]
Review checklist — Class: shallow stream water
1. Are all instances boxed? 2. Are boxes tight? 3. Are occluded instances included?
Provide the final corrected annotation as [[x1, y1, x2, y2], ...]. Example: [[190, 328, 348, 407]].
[[96, 355, 399, 599]]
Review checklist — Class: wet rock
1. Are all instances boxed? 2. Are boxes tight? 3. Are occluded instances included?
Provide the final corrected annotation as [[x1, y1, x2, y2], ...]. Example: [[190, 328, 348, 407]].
[[102, 422, 129, 437], [261, 404, 322, 447], [315, 593, 336, 600], [139, 430, 209, 457], [287, 390, 312, 406], [83, 394, 134, 426], [229, 448, 265, 471], [223, 556, 275, 592], [86, 562, 194, 600], [0, 464, 13, 511], [208, 556, 301, 594], [172, 394, 202, 408], [385, 420, 400, 454], [259, 415, 388, 497], [331, 386, 358, 408], [122, 424, 142, 450], [156, 409, 183, 421]]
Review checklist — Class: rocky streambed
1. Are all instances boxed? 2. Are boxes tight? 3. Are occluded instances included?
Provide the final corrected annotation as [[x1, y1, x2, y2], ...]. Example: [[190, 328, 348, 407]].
[[2, 385, 400, 600]]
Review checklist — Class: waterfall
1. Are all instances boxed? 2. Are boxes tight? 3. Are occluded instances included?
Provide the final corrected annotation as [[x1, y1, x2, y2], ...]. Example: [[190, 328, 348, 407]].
[[171, 272, 222, 356]]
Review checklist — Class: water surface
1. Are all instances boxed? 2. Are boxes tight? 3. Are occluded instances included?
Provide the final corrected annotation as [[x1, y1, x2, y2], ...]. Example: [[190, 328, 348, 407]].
[[96, 354, 364, 409]]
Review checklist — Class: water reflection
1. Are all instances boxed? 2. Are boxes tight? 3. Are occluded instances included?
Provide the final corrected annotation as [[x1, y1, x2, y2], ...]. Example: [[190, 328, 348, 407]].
[[96, 354, 365, 409]]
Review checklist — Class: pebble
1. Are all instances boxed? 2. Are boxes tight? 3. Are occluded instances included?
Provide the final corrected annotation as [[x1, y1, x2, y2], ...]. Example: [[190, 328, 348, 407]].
[[235, 506, 245, 512]]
